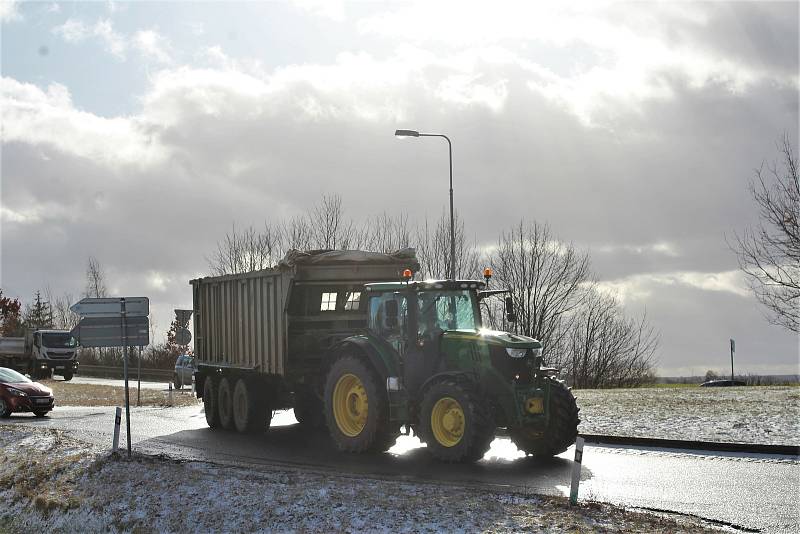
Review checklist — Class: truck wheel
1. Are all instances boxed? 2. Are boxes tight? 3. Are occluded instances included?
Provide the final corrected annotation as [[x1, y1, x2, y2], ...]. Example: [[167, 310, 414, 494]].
[[419, 380, 495, 463], [0, 398, 10, 418], [294, 392, 325, 429], [324, 356, 397, 453], [509, 379, 579, 458], [203, 376, 220, 429], [174, 375, 182, 390], [232, 378, 270, 433], [33, 410, 49, 418], [62, 371, 73, 382], [217, 377, 235, 430]]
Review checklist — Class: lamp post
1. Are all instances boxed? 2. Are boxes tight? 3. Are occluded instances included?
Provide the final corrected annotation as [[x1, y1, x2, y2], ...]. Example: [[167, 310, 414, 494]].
[[395, 129, 456, 280]]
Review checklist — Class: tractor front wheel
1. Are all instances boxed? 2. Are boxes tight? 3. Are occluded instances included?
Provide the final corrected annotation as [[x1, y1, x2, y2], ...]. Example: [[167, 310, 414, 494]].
[[509, 379, 579, 458], [419, 380, 495, 463]]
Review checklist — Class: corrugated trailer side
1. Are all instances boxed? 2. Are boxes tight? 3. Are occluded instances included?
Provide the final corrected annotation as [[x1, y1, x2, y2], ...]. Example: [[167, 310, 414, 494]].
[[192, 268, 292, 375]]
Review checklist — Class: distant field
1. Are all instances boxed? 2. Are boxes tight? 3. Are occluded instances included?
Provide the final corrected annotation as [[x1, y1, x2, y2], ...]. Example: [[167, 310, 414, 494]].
[[576, 385, 800, 445], [41, 380, 199, 408]]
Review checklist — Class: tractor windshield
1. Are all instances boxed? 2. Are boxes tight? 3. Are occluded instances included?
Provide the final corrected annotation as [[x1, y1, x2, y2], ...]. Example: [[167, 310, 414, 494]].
[[417, 290, 478, 333]]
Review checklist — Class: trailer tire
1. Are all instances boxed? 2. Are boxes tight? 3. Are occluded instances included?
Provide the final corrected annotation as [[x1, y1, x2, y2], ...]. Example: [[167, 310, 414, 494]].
[[203, 376, 220, 429], [218, 377, 235, 430], [233, 378, 270, 433], [62, 371, 73, 382], [419, 379, 495, 463], [33, 410, 49, 418], [509, 378, 579, 458], [324, 355, 397, 453]]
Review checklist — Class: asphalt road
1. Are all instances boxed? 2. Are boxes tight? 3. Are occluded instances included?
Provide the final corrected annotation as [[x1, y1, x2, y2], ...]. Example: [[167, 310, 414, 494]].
[[3, 406, 798, 533]]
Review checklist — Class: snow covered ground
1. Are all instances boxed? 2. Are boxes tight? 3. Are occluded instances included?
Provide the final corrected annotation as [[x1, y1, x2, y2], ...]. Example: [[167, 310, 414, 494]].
[[576, 386, 799, 445], [0, 425, 721, 533]]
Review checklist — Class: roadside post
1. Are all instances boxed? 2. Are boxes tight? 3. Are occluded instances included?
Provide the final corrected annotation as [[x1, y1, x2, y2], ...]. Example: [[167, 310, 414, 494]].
[[570, 436, 585, 505], [70, 297, 150, 459], [730, 338, 736, 382], [137, 345, 142, 407], [112, 406, 122, 452]]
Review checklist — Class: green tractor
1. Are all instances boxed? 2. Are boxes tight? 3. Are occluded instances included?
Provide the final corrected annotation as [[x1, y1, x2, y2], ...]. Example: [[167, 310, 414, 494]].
[[322, 277, 580, 462]]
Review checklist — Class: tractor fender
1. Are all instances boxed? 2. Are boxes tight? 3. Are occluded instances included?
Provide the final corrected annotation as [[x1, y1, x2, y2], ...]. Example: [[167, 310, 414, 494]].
[[331, 336, 392, 379], [419, 371, 476, 396]]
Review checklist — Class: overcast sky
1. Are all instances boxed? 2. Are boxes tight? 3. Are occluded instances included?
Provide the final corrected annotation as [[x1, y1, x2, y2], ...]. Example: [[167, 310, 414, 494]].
[[1, 1, 798, 375]]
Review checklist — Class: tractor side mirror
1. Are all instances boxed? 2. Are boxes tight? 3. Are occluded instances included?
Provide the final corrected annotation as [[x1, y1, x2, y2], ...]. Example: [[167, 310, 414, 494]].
[[384, 300, 399, 329], [505, 296, 517, 323]]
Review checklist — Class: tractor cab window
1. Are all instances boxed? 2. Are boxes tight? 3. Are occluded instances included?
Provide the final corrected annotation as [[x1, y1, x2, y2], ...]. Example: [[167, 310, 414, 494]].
[[368, 292, 408, 342], [417, 290, 478, 335]]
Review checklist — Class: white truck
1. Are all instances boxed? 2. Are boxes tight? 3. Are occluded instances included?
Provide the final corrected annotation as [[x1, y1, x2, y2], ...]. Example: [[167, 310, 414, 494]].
[[0, 329, 79, 380]]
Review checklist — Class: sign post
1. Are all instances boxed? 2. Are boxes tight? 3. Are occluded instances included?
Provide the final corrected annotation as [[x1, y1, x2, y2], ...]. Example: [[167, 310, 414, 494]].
[[70, 297, 149, 458], [730, 338, 736, 382]]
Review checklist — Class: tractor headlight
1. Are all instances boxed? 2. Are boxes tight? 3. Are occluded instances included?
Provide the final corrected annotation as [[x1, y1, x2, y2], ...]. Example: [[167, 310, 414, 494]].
[[506, 348, 527, 359]]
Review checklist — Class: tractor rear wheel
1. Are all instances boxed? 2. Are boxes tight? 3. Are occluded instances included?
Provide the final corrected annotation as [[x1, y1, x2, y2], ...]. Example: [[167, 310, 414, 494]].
[[232, 378, 270, 433], [419, 380, 495, 463], [509, 379, 579, 458], [203, 376, 220, 429], [217, 377, 235, 430], [324, 356, 397, 452]]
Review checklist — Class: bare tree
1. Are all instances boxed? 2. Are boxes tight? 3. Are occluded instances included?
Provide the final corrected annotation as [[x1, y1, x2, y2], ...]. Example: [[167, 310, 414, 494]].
[[307, 194, 356, 250], [84, 256, 108, 298], [44, 286, 78, 330], [733, 134, 800, 332], [354, 213, 412, 253], [207, 223, 283, 276], [415, 210, 479, 279], [489, 221, 591, 362], [564, 290, 658, 388]]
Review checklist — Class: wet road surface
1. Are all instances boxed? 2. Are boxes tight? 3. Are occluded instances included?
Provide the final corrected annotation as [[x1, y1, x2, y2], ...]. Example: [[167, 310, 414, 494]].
[[4, 405, 798, 533]]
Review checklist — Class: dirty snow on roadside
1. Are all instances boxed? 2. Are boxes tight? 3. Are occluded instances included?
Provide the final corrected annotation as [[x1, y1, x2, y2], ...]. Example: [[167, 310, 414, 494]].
[[0, 425, 721, 533], [576, 386, 799, 445]]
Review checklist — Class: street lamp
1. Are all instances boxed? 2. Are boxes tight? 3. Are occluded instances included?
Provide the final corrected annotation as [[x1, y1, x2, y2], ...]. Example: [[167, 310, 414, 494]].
[[395, 129, 456, 280]]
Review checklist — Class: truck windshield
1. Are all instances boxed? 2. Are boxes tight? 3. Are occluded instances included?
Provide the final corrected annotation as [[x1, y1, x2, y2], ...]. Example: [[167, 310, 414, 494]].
[[42, 333, 78, 349], [418, 290, 478, 333]]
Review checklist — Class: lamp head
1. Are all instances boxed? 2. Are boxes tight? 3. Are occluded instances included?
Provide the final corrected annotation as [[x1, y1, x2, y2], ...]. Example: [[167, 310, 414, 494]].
[[395, 129, 420, 137]]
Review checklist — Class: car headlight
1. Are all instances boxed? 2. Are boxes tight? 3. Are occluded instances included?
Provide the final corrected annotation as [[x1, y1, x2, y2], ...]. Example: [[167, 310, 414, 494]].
[[531, 347, 542, 358], [506, 348, 527, 358], [7, 387, 27, 397]]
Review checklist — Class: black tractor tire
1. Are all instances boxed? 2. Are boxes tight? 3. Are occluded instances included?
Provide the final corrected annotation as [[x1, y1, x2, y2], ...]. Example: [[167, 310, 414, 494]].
[[418, 379, 495, 463], [33, 411, 49, 418], [62, 371, 73, 382], [203, 376, 220, 429], [509, 379, 580, 458], [232, 378, 270, 433], [324, 355, 398, 453], [217, 377, 235, 430], [294, 391, 325, 429], [174, 374, 182, 390]]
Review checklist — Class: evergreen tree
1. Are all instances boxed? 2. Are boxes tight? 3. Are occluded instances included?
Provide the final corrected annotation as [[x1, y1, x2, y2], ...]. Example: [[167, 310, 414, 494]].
[[23, 291, 54, 330]]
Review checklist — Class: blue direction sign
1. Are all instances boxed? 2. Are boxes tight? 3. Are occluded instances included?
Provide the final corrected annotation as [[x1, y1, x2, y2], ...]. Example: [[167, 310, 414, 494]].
[[70, 297, 149, 318], [70, 316, 150, 348]]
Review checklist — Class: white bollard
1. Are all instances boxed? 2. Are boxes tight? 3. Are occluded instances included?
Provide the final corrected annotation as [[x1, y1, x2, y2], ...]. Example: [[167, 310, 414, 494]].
[[168, 382, 174, 406], [569, 436, 585, 505], [112, 406, 122, 452]]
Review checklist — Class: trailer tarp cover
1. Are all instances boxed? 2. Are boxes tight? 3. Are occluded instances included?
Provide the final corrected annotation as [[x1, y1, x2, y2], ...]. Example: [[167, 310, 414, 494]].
[[279, 248, 419, 269]]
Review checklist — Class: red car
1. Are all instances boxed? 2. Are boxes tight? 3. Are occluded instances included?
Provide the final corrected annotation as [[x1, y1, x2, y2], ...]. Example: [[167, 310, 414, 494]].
[[0, 367, 55, 418]]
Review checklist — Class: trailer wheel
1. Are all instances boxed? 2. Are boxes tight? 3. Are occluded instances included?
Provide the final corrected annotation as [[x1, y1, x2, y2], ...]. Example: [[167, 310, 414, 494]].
[[419, 380, 495, 463], [33, 410, 49, 418], [62, 371, 73, 382], [203, 376, 220, 429], [324, 355, 397, 453], [509, 378, 579, 458], [232, 378, 270, 433], [218, 377, 235, 430]]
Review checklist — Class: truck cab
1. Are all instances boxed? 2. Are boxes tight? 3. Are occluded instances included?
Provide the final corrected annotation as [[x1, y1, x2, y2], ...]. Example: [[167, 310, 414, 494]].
[[30, 330, 79, 380]]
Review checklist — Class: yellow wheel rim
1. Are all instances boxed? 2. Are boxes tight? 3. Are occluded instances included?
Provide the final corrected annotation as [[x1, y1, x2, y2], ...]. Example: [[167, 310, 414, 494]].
[[333, 373, 369, 437], [430, 397, 465, 447]]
